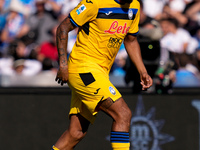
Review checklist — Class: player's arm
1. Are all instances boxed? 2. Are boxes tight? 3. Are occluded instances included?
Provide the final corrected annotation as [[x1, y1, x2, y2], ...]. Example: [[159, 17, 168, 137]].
[[55, 17, 76, 85], [124, 34, 153, 90]]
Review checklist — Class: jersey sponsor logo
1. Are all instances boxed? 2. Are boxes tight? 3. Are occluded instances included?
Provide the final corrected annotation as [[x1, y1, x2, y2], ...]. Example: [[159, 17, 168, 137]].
[[109, 86, 116, 95], [86, 0, 93, 4], [105, 21, 130, 34], [107, 37, 123, 48], [76, 4, 86, 15]]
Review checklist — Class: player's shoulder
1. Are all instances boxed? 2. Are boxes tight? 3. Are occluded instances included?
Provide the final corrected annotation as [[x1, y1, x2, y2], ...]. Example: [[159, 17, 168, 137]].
[[134, 0, 140, 5], [130, 0, 140, 8]]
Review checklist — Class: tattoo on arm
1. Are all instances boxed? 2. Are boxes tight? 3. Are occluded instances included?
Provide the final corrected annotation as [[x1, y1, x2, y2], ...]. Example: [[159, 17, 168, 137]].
[[56, 17, 76, 66], [58, 48, 65, 57], [57, 31, 68, 41]]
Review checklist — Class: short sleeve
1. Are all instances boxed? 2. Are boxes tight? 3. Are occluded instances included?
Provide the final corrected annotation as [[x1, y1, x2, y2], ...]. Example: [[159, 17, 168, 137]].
[[128, 5, 140, 36], [180, 29, 191, 42], [69, 0, 98, 27]]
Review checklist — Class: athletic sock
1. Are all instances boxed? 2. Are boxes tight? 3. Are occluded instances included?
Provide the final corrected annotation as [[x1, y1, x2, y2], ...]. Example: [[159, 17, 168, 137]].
[[110, 131, 130, 150], [51, 145, 59, 150]]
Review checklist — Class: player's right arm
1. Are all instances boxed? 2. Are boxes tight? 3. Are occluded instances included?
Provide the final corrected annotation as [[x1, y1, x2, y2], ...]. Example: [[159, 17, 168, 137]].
[[55, 0, 98, 85], [55, 17, 76, 86]]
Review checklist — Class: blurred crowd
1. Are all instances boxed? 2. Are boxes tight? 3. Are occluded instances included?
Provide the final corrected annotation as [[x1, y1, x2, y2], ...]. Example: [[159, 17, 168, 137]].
[[0, 0, 199, 93], [0, 0, 79, 76]]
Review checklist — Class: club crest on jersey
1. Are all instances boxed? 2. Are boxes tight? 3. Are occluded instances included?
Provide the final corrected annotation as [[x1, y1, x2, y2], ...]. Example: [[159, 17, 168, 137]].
[[109, 86, 116, 95], [76, 4, 86, 15], [128, 9, 133, 20]]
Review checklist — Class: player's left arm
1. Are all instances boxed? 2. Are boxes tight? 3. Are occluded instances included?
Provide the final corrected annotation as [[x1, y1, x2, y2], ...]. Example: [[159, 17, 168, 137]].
[[124, 34, 153, 90]]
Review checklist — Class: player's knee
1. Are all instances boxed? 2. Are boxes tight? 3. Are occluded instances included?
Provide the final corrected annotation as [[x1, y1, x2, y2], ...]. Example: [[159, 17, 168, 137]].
[[123, 107, 132, 122], [117, 107, 132, 125], [69, 129, 85, 141]]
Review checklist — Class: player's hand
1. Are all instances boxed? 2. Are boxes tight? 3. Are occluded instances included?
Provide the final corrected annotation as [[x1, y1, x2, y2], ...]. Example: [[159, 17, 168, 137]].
[[140, 72, 153, 90], [55, 66, 69, 86]]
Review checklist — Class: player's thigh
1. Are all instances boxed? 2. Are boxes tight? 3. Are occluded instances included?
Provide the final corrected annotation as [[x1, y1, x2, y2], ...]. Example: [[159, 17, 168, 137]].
[[98, 97, 132, 121]]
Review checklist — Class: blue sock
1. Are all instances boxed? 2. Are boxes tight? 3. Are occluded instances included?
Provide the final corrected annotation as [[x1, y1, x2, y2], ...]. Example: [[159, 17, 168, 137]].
[[110, 131, 130, 150]]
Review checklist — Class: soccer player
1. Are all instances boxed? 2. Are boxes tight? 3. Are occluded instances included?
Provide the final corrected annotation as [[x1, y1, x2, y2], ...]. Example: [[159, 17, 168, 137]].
[[53, 0, 153, 149]]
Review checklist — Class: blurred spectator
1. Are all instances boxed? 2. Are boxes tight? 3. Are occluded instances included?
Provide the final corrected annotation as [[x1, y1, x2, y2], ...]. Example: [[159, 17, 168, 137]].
[[160, 18, 198, 65], [159, 3, 188, 26], [0, 0, 7, 32], [158, 0, 200, 36], [18, 0, 57, 45], [195, 29, 200, 50], [157, 18, 199, 92], [0, 58, 42, 76], [195, 29, 200, 69], [183, 0, 200, 36], [44, 0, 65, 19], [37, 25, 58, 71], [61, 0, 80, 15], [142, 0, 166, 19], [184, 0, 200, 22], [2, 0, 11, 10], [0, 0, 7, 55], [167, 0, 189, 12], [173, 53, 200, 87], [20, 0, 35, 16], [7, 38, 38, 60], [58, 0, 80, 23], [0, 0, 25, 55]]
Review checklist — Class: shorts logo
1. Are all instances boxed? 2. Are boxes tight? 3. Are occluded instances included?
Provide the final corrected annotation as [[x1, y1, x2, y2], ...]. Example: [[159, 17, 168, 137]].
[[94, 88, 101, 94], [109, 86, 116, 95], [76, 4, 86, 15]]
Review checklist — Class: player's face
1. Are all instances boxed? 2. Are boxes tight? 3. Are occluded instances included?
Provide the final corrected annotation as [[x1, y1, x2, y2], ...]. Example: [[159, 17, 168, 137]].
[[121, 0, 133, 4]]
